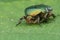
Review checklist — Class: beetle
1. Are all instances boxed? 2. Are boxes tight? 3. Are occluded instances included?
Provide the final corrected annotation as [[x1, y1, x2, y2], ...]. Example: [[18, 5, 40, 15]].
[[16, 4, 56, 26]]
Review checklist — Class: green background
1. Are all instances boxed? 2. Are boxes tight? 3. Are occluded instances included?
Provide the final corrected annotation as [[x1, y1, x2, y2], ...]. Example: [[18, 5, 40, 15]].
[[0, 0, 60, 40]]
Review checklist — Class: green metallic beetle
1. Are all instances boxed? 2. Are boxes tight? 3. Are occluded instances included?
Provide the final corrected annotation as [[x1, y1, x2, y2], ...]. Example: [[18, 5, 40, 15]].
[[16, 4, 56, 26]]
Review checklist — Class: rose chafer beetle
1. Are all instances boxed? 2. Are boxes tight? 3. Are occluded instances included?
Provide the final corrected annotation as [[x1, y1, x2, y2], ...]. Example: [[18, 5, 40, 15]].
[[16, 4, 56, 26]]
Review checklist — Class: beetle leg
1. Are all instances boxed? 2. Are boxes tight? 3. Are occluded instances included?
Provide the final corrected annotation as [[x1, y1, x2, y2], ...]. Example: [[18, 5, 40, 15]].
[[40, 14, 47, 23], [16, 17, 23, 26], [16, 16, 26, 26], [32, 16, 40, 23], [47, 13, 56, 19], [39, 13, 47, 23], [33, 19, 37, 23], [51, 13, 56, 18], [37, 16, 40, 23], [40, 18, 45, 23], [44, 13, 48, 19]]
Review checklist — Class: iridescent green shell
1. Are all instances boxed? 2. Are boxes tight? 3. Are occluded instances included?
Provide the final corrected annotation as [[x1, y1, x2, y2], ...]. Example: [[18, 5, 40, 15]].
[[25, 4, 52, 15]]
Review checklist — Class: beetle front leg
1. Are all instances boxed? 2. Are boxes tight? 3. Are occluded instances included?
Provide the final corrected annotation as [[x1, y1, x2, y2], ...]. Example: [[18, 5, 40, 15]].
[[16, 16, 26, 26]]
